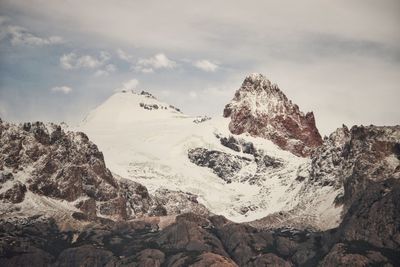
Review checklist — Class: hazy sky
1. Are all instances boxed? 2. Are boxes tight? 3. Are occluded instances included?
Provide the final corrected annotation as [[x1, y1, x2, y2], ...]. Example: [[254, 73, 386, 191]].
[[0, 0, 399, 135]]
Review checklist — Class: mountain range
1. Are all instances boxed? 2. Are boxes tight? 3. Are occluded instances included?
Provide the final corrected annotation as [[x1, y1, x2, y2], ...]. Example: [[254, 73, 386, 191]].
[[0, 74, 399, 266]]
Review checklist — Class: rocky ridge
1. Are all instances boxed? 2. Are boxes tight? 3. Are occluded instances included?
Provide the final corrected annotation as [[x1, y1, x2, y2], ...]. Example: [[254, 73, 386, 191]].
[[248, 124, 400, 232], [309, 124, 400, 209]]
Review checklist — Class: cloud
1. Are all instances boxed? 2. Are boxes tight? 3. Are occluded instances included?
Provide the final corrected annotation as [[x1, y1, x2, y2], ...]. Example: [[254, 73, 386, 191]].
[[94, 64, 117, 77], [135, 53, 176, 73], [0, 18, 63, 46], [115, 79, 139, 92], [1, 1, 399, 134], [60, 52, 112, 71], [193, 60, 219, 72], [3, 1, 399, 55], [51, 86, 72, 94], [116, 49, 135, 63]]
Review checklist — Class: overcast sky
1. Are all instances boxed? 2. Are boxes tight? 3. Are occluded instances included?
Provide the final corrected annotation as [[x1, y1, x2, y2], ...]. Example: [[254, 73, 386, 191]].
[[0, 0, 399, 135]]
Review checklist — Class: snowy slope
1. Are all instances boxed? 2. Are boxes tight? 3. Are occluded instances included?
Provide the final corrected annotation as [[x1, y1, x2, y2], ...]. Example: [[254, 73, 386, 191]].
[[78, 90, 342, 229]]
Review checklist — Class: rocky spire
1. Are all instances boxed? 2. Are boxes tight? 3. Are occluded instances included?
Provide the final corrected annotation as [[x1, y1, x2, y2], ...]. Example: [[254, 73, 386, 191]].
[[223, 73, 323, 157]]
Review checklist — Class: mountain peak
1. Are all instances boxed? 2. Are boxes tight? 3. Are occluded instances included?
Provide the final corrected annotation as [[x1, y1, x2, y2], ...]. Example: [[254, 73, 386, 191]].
[[82, 90, 184, 127], [246, 72, 269, 82], [224, 74, 323, 157], [119, 89, 157, 100]]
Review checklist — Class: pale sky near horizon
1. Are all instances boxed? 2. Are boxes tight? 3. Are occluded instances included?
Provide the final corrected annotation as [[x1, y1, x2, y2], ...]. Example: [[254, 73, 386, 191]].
[[0, 0, 399, 135]]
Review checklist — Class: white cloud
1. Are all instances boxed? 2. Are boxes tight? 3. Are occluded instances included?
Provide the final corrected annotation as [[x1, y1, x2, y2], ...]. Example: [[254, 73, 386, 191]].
[[99, 51, 111, 62], [51, 86, 72, 94], [116, 49, 135, 63], [4, 1, 399, 54], [60, 52, 111, 70], [135, 53, 176, 73], [193, 60, 219, 72], [94, 64, 117, 77], [75, 55, 102, 68], [0, 19, 63, 46], [115, 79, 139, 92], [60, 51, 116, 78], [59, 53, 75, 70]]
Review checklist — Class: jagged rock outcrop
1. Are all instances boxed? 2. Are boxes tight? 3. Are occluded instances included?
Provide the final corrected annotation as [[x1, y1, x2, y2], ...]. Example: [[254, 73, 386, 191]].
[[0, 121, 118, 202], [193, 116, 212, 124], [153, 188, 209, 216], [309, 125, 351, 189], [188, 135, 284, 186], [223, 73, 323, 157], [188, 147, 252, 183], [310, 125, 400, 209]]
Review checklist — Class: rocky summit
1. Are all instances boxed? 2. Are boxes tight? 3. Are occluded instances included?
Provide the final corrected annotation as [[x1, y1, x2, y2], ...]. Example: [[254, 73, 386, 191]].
[[0, 74, 399, 266], [224, 74, 323, 157]]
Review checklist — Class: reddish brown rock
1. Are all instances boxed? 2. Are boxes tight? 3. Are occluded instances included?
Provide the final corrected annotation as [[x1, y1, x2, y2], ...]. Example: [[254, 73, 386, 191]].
[[251, 253, 293, 267], [76, 198, 97, 218], [320, 243, 391, 267], [190, 252, 238, 267], [134, 249, 165, 267], [223, 73, 322, 157]]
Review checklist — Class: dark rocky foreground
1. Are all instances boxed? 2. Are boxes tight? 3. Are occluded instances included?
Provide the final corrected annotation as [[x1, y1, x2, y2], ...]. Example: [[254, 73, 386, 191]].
[[1, 178, 399, 267]]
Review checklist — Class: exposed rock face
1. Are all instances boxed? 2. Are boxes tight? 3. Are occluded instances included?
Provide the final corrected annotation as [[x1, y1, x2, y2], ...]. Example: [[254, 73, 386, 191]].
[[320, 243, 393, 267], [223, 73, 323, 157], [309, 125, 351, 189], [338, 178, 400, 250], [318, 178, 400, 266], [188, 135, 284, 186], [310, 125, 400, 209], [193, 116, 212, 124], [0, 121, 118, 202], [188, 147, 252, 183], [153, 188, 209, 216], [0, 181, 27, 203]]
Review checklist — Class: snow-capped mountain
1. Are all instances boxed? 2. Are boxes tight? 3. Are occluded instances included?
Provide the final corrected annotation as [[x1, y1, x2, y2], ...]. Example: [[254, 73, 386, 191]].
[[1, 74, 399, 266], [224, 73, 322, 157], [78, 77, 341, 230]]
